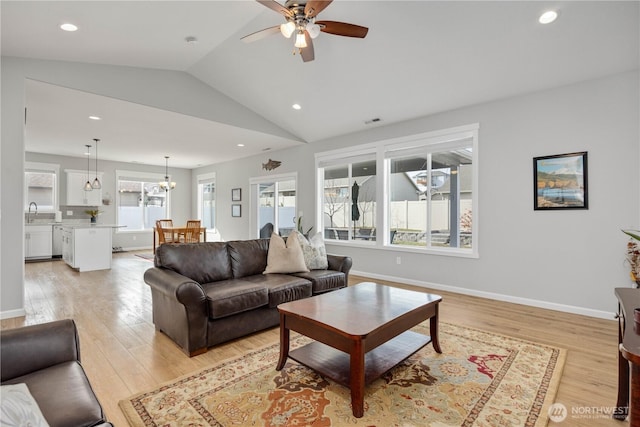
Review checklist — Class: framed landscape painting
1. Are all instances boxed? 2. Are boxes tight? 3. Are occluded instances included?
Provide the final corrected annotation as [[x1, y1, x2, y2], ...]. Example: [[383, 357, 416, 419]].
[[533, 152, 588, 210]]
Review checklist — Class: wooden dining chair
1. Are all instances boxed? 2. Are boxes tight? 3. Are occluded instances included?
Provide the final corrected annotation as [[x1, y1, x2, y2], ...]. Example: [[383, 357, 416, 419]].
[[182, 220, 202, 243], [156, 219, 176, 244]]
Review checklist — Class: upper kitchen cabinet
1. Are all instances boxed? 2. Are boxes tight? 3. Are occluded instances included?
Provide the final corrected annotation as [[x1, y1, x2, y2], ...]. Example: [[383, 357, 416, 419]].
[[66, 170, 103, 206]]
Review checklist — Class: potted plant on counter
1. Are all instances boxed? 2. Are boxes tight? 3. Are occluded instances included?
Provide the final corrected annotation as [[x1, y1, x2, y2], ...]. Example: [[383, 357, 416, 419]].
[[85, 209, 102, 224], [623, 229, 640, 287]]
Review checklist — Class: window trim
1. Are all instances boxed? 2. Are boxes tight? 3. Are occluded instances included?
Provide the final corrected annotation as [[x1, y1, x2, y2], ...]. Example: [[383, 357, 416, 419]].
[[25, 161, 59, 213], [250, 172, 298, 238], [196, 172, 216, 232], [115, 169, 168, 233], [315, 124, 479, 258]]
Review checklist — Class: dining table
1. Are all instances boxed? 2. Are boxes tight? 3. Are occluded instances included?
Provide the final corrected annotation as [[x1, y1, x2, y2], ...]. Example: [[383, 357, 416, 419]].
[[153, 226, 206, 253]]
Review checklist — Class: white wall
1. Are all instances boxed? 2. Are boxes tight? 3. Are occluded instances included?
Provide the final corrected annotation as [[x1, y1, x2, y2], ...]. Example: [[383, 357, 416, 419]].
[[195, 71, 639, 318]]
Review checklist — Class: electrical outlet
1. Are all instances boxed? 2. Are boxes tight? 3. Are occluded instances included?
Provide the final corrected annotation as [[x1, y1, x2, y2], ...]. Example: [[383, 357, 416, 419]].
[[132, 235, 136, 241], [67, 211, 73, 216], [396, 256, 401, 265]]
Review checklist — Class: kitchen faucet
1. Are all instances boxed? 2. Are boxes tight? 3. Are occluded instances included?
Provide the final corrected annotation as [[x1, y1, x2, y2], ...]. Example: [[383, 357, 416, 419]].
[[28, 202, 38, 223]]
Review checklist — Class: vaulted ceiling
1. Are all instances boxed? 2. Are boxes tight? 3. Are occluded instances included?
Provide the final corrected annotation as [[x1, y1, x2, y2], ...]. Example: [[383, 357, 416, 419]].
[[2, 1, 638, 168]]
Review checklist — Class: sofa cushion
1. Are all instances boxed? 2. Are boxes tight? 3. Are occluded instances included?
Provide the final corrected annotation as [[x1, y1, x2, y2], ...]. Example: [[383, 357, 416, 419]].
[[264, 231, 309, 274], [241, 274, 312, 307], [156, 242, 232, 284], [296, 232, 328, 270], [227, 239, 270, 278], [203, 280, 269, 319], [290, 269, 346, 294], [0, 383, 50, 427], [3, 362, 106, 427]]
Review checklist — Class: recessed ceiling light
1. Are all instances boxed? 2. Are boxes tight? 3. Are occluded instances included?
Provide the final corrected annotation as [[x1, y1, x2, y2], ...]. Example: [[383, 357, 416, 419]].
[[60, 23, 78, 32], [88, 116, 101, 120], [292, 104, 302, 110], [237, 143, 245, 147], [539, 10, 558, 24]]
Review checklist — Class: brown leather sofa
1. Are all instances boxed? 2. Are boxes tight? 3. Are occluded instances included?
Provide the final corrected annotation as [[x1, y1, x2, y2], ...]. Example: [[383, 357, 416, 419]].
[[144, 239, 352, 356], [0, 319, 113, 427]]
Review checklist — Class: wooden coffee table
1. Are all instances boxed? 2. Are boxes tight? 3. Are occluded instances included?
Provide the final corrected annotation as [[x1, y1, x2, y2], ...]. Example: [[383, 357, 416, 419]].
[[276, 281, 442, 418]]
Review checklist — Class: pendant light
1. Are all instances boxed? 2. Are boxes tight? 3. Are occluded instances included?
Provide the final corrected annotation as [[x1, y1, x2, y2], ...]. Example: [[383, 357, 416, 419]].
[[83, 145, 93, 191], [91, 138, 101, 189], [159, 156, 176, 191]]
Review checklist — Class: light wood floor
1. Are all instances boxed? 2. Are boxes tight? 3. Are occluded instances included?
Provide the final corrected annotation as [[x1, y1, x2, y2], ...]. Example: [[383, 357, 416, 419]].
[[2, 252, 627, 426]]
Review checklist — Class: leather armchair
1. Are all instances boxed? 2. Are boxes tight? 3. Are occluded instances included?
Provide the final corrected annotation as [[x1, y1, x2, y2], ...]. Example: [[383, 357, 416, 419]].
[[1, 319, 113, 427]]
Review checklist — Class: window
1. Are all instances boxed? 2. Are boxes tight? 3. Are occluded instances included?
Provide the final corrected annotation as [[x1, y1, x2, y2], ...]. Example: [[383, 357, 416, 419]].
[[197, 172, 216, 230], [387, 144, 474, 250], [250, 173, 297, 238], [25, 162, 59, 212], [116, 170, 168, 231], [316, 124, 478, 256], [320, 155, 377, 241]]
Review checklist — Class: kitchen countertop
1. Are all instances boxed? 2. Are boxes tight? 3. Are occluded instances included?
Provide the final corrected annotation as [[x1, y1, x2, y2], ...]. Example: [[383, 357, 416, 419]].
[[61, 224, 126, 229]]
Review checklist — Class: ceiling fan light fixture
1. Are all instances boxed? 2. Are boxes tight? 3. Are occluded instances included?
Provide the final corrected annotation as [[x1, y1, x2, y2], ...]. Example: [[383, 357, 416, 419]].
[[307, 23, 321, 39], [280, 21, 295, 38], [294, 30, 307, 48]]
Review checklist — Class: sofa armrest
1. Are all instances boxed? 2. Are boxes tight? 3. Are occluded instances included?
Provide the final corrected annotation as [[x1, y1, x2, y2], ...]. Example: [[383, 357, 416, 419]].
[[327, 254, 353, 282], [1, 319, 80, 382], [144, 267, 207, 307]]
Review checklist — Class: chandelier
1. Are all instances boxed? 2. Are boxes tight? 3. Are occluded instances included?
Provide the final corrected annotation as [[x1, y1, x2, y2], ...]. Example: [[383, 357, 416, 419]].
[[159, 156, 176, 192]]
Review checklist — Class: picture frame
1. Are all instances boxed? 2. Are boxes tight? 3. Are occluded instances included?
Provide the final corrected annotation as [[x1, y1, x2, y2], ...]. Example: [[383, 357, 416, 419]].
[[533, 151, 588, 210], [231, 188, 242, 201], [232, 204, 242, 217]]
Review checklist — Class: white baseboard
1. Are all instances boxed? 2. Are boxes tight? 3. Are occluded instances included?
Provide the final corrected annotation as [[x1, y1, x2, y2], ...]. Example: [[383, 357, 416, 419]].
[[118, 246, 151, 252], [0, 308, 26, 320], [350, 269, 616, 321]]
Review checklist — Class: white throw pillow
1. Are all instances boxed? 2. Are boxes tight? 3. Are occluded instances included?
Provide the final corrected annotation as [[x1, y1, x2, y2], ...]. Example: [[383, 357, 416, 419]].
[[263, 231, 310, 274], [296, 232, 329, 270], [0, 383, 50, 427]]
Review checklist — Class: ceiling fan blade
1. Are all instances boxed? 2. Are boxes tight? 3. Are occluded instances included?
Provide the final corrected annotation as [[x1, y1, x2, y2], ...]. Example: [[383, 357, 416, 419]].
[[241, 26, 281, 43], [299, 31, 315, 62], [304, 0, 332, 19], [317, 21, 369, 38], [256, 0, 293, 18]]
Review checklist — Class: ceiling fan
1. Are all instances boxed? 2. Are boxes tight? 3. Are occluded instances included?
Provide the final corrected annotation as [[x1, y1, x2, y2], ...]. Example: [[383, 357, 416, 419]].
[[241, 0, 368, 62]]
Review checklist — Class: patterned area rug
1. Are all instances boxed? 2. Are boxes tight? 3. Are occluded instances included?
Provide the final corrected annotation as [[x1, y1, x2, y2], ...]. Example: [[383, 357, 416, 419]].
[[119, 322, 565, 426]]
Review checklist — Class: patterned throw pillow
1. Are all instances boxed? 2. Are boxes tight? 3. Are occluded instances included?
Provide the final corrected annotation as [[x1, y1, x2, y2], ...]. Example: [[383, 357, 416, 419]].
[[263, 231, 310, 274], [297, 232, 328, 270], [0, 383, 50, 427]]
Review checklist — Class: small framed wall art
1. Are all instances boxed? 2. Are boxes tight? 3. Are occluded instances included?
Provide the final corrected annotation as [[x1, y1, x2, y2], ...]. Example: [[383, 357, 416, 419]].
[[231, 188, 242, 201], [533, 151, 588, 210], [232, 204, 242, 217]]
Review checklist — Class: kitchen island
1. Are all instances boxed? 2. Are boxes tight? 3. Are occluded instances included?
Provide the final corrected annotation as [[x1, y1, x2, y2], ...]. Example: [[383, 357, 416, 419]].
[[62, 224, 123, 272]]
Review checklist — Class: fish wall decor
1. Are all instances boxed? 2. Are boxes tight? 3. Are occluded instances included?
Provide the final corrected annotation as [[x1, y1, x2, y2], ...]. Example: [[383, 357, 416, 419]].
[[262, 159, 282, 171]]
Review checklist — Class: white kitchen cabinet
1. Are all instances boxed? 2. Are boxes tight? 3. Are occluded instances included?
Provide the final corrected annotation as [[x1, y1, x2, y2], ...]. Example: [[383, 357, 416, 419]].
[[25, 225, 53, 259], [66, 171, 103, 206], [62, 226, 112, 272]]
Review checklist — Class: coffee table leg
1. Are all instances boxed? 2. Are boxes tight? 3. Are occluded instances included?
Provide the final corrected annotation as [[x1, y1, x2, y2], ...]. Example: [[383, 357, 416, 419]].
[[350, 340, 365, 418], [430, 307, 442, 354], [276, 313, 290, 371]]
